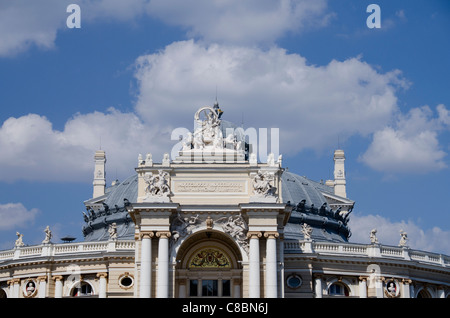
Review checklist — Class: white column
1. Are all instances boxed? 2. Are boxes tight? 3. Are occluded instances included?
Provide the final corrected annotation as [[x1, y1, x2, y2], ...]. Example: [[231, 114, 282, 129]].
[[38, 276, 47, 298], [233, 279, 241, 298], [97, 273, 107, 298], [359, 277, 367, 298], [265, 232, 278, 298], [156, 231, 170, 298], [178, 281, 186, 298], [13, 280, 20, 298], [248, 231, 261, 298], [140, 233, 153, 298], [53, 276, 63, 298], [315, 276, 323, 298], [402, 279, 411, 298]]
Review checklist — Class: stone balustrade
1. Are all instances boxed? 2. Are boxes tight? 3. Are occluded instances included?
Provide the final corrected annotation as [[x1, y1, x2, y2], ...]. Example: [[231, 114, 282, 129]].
[[0, 240, 136, 263], [1, 239, 449, 269], [284, 240, 450, 267]]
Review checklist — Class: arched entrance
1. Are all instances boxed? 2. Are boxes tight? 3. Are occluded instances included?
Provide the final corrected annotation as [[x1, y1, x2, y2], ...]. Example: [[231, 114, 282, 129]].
[[174, 230, 243, 298]]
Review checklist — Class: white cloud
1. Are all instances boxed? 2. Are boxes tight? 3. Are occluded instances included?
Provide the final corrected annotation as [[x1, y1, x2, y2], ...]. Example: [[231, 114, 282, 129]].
[[146, 0, 332, 45], [349, 213, 450, 255], [0, 1, 66, 56], [0, 0, 332, 57], [0, 203, 39, 230], [0, 108, 168, 182], [134, 40, 404, 155], [360, 105, 449, 173], [0, 40, 407, 182]]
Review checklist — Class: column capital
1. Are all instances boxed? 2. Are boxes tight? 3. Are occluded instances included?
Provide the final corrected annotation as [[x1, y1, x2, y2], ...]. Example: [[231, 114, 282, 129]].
[[52, 275, 64, 282], [247, 231, 262, 239], [402, 279, 412, 284], [96, 272, 108, 279], [36, 276, 47, 282], [156, 231, 171, 239], [264, 231, 279, 239], [358, 276, 368, 282], [7, 279, 20, 285], [140, 231, 155, 240]]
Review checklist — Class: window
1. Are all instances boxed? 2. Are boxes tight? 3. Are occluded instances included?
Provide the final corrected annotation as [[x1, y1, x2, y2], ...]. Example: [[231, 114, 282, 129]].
[[189, 280, 198, 297], [71, 282, 93, 297], [328, 283, 349, 296], [286, 274, 303, 289], [189, 279, 231, 297], [202, 280, 218, 296], [222, 280, 231, 297]]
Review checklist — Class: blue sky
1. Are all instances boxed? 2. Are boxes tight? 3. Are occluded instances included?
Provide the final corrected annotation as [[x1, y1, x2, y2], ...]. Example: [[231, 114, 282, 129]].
[[0, 0, 449, 254]]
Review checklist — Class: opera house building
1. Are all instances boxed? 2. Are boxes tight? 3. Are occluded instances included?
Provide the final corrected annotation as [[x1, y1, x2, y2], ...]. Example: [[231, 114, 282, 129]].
[[1, 104, 449, 299]]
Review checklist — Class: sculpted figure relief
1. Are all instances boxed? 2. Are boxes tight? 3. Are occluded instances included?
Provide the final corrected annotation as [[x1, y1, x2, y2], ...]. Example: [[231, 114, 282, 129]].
[[42, 225, 52, 244], [216, 214, 249, 253], [252, 170, 277, 197], [171, 213, 201, 244], [143, 170, 171, 197], [182, 106, 241, 152], [15, 232, 25, 247], [370, 229, 379, 244]]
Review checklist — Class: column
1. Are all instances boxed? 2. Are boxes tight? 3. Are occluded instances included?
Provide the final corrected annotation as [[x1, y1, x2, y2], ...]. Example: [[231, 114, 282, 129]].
[[314, 276, 323, 298], [178, 279, 186, 298], [53, 276, 63, 298], [7, 280, 15, 298], [156, 231, 171, 298], [97, 273, 108, 298], [264, 231, 278, 298], [13, 279, 20, 298], [358, 277, 367, 298], [140, 232, 153, 298], [247, 231, 261, 298], [233, 278, 241, 298], [402, 279, 412, 298], [37, 276, 47, 298]]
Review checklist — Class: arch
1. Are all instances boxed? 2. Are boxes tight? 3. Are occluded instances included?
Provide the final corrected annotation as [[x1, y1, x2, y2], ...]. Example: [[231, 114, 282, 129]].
[[176, 230, 243, 269], [0, 288, 7, 298], [325, 278, 353, 297], [174, 230, 243, 298], [416, 287, 432, 298], [69, 280, 95, 297]]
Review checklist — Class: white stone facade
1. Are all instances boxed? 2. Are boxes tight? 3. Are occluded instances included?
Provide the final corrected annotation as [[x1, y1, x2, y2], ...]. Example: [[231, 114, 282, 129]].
[[0, 106, 449, 299]]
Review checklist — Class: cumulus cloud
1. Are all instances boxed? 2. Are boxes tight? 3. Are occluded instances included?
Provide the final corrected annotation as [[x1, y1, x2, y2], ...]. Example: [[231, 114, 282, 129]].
[[0, 203, 39, 230], [146, 0, 332, 45], [0, 40, 408, 182], [0, 108, 168, 182], [349, 213, 450, 255], [360, 104, 450, 173], [0, 0, 331, 57], [134, 40, 405, 155], [0, 0, 66, 56]]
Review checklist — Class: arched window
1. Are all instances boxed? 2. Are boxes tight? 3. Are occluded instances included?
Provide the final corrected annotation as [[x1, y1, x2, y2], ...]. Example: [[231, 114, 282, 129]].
[[71, 282, 93, 297], [417, 289, 431, 298], [328, 282, 350, 296]]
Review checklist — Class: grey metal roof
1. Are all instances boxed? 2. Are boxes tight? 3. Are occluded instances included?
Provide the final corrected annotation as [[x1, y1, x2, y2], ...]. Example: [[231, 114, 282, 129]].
[[281, 171, 330, 208], [104, 174, 138, 207], [281, 171, 351, 242], [82, 170, 351, 242]]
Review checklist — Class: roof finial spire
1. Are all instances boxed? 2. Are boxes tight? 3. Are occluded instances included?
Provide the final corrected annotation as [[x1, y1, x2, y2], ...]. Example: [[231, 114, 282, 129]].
[[213, 88, 223, 119]]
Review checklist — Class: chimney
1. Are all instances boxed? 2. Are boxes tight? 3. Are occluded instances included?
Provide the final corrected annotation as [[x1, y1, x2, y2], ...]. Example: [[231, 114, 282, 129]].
[[93, 150, 106, 198]]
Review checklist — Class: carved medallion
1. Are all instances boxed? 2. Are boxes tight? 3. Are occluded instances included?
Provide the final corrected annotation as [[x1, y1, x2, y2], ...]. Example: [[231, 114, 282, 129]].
[[189, 248, 231, 268]]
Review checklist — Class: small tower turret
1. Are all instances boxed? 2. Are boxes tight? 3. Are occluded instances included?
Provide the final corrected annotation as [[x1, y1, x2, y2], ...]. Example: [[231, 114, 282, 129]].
[[93, 150, 106, 198], [333, 149, 346, 198]]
